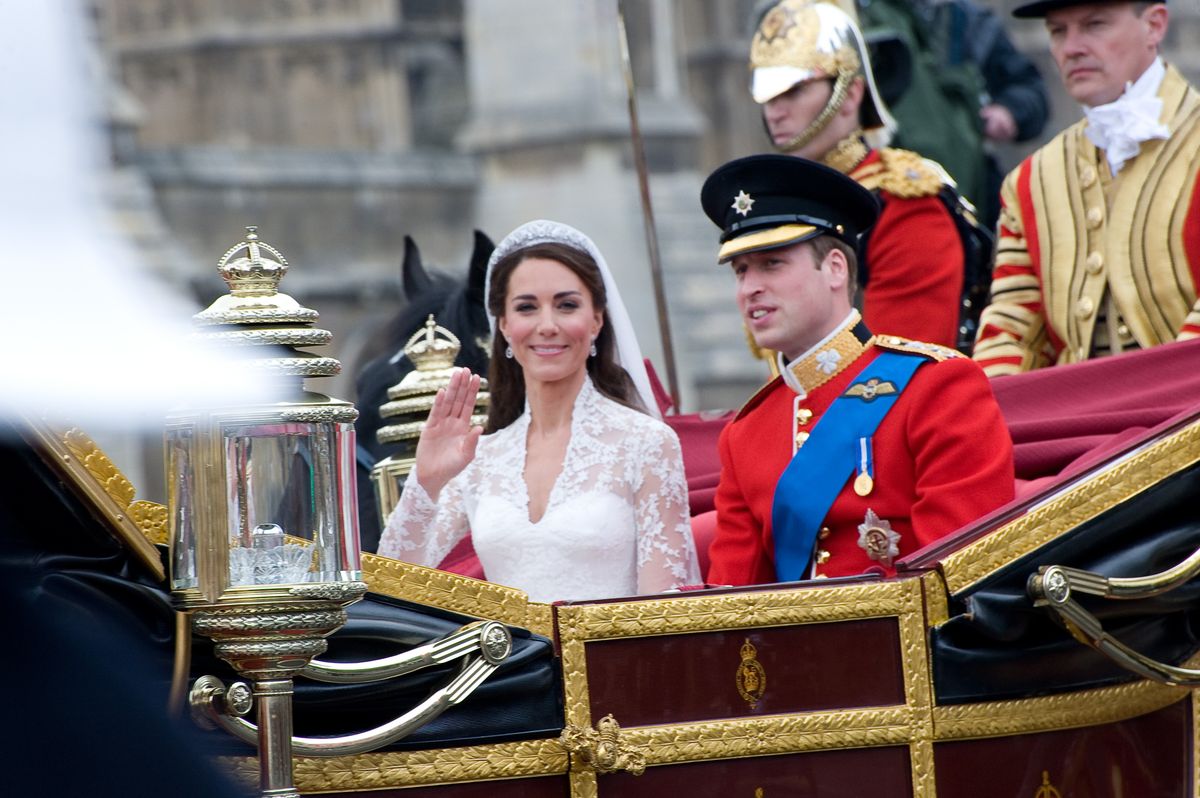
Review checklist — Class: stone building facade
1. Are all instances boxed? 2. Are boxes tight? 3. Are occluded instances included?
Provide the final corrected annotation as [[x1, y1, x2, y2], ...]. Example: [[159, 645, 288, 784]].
[[95, 0, 1200, 416]]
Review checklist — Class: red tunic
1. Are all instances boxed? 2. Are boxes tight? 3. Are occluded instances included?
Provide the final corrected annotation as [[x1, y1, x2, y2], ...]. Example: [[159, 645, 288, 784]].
[[708, 334, 1014, 586], [851, 149, 964, 349]]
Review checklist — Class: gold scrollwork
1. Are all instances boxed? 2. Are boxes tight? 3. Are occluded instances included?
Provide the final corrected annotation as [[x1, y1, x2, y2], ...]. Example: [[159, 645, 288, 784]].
[[222, 737, 569, 791], [361, 553, 553, 638], [19, 421, 164, 580], [943, 418, 1200, 593], [1034, 770, 1062, 798], [130, 499, 169, 545], [933, 668, 1195, 740], [560, 714, 646, 776], [736, 638, 767, 709]]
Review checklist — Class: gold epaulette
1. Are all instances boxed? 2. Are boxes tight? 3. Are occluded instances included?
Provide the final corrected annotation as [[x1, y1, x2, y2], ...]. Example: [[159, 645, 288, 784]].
[[873, 335, 964, 362], [858, 148, 947, 199]]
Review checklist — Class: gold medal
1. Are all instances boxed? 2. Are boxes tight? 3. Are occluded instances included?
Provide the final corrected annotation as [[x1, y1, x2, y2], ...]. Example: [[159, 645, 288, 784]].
[[853, 472, 873, 496]]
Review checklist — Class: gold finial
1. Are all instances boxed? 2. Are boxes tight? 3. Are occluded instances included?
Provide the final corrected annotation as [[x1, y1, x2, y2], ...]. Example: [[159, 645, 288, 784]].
[[216, 224, 291, 298], [404, 315, 461, 373], [376, 313, 490, 452], [191, 226, 338, 380]]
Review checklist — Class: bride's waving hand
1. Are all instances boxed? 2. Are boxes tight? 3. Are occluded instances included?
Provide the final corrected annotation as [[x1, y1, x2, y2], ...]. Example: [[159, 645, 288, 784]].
[[413, 367, 482, 501]]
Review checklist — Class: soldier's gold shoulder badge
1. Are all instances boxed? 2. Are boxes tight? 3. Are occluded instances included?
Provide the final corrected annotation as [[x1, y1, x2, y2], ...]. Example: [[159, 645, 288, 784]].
[[876, 148, 946, 199], [874, 335, 963, 362]]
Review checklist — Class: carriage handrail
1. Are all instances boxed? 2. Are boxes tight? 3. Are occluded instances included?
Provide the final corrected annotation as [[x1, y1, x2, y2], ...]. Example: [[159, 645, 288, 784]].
[[1028, 547, 1200, 688], [190, 621, 512, 756], [299, 620, 507, 684]]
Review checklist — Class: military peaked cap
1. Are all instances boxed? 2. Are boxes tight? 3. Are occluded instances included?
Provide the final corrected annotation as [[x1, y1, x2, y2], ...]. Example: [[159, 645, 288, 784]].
[[1012, 0, 1165, 19], [701, 154, 879, 263]]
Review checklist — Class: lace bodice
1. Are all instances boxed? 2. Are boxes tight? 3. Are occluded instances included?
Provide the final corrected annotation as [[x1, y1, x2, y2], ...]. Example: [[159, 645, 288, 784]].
[[378, 379, 700, 603]]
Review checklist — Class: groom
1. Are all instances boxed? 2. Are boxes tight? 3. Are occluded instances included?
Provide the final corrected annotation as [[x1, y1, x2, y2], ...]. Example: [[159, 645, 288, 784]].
[[702, 155, 1014, 585]]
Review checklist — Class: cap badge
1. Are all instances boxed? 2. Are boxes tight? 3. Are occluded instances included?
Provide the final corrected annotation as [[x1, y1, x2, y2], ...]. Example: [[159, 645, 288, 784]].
[[815, 349, 841, 374], [759, 4, 797, 43], [731, 190, 756, 217], [858, 509, 900, 566]]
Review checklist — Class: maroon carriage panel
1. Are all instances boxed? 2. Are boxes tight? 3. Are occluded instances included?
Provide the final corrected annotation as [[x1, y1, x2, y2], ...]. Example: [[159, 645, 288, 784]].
[[934, 700, 1191, 798], [585, 618, 906, 727]]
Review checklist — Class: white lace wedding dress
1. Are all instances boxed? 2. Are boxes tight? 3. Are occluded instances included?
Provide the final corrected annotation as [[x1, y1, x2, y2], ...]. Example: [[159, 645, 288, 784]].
[[378, 378, 701, 603]]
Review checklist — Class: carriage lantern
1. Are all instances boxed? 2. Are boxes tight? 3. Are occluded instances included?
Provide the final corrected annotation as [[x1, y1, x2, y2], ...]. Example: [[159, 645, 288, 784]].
[[166, 226, 366, 798]]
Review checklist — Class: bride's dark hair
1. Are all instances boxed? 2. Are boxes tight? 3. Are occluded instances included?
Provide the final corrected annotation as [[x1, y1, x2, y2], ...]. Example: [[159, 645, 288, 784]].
[[485, 242, 646, 433]]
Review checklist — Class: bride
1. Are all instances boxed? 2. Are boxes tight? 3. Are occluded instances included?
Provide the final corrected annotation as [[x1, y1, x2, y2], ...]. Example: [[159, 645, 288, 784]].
[[378, 220, 701, 602]]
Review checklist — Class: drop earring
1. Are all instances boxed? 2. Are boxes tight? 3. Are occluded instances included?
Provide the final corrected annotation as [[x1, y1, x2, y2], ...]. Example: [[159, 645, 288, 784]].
[[589, 340, 597, 357], [505, 344, 513, 359]]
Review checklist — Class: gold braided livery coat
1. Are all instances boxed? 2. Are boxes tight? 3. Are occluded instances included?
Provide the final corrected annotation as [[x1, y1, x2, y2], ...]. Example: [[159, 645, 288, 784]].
[[973, 65, 1200, 376]]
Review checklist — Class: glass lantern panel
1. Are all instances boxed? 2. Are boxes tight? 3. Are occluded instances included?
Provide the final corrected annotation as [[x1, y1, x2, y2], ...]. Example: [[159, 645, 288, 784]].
[[223, 419, 359, 587], [167, 427, 198, 591], [332, 420, 362, 579]]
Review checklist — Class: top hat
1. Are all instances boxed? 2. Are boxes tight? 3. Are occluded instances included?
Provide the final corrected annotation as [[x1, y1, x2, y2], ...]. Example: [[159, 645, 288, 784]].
[[1011, 0, 1164, 19], [701, 154, 879, 263]]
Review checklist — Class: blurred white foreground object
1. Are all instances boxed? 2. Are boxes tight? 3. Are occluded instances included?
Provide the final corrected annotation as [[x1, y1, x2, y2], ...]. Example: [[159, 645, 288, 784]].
[[0, 3, 277, 429]]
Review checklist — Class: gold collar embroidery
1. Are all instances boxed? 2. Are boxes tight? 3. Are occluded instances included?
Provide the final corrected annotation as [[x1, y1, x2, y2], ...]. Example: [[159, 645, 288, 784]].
[[780, 312, 873, 396]]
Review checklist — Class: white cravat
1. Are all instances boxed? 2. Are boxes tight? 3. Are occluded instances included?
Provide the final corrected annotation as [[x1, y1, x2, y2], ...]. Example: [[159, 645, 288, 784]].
[[1084, 58, 1169, 175]]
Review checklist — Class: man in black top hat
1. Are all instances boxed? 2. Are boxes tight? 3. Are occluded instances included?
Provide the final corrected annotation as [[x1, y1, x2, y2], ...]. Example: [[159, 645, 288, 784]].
[[973, 1, 1200, 376], [701, 155, 1013, 586]]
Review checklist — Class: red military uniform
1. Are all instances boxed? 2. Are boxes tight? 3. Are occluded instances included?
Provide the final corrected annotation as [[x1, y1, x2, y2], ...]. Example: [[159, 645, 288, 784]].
[[848, 147, 965, 349], [709, 313, 1014, 585]]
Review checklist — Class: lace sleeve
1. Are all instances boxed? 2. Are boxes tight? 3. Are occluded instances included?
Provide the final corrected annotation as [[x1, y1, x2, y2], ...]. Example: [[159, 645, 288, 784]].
[[633, 423, 702, 593], [376, 465, 471, 567]]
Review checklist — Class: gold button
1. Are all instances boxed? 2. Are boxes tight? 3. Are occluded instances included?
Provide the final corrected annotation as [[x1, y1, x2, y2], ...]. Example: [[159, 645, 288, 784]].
[[795, 431, 810, 448], [1085, 251, 1103, 274], [796, 408, 813, 425], [815, 549, 831, 565], [1075, 297, 1094, 319], [819, 526, 831, 540], [1117, 323, 1131, 338], [1081, 166, 1097, 187], [1086, 207, 1103, 228]]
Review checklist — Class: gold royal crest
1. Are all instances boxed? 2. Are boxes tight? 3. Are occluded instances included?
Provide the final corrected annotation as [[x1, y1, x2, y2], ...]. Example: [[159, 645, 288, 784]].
[[736, 638, 768, 709]]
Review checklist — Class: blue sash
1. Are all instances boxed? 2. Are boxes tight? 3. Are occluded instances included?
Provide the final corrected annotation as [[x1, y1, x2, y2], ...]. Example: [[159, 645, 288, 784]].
[[772, 350, 926, 581]]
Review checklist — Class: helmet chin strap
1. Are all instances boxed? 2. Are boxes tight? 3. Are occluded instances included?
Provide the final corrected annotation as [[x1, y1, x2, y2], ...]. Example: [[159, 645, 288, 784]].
[[772, 71, 855, 154]]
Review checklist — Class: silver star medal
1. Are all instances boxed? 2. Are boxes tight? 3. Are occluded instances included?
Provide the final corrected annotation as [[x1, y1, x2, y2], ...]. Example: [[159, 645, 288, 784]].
[[731, 190, 755, 217], [857, 509, 900, 566]]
